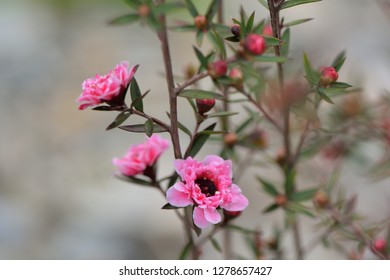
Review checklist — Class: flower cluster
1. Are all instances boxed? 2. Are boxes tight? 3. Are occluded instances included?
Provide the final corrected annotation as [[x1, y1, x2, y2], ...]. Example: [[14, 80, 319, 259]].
[[113, 134, 169, 177], [166, 155, 249, 228], [76, 61, 138, 110]]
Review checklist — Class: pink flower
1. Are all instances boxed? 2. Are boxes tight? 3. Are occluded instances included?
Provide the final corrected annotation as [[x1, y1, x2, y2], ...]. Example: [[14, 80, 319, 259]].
[[373, 238, 387, 252], [166, 155, 249, 228], [112, 134, 169, 177], [76, 61, 139, 110], [244, 34, 266, 55]]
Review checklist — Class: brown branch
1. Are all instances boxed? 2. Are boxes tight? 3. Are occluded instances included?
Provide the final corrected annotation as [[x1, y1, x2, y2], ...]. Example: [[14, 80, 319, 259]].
[[157, 3, 182, 159]]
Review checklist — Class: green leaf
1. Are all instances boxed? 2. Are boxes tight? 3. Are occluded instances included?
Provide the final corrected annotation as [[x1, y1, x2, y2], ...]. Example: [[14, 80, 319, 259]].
[[331, 50, 346, 72], [193, 46, 208, 70], [281, 28, 290, 57], [198, 130, 226, 135], [257, 176, 279, 196], [287, 202, 315, 218], [263, 36, 280, 46], [196, 29, 204, 46], [108, 14, 140, 25], [170, 24, 197, 32], [330, 82, 352, 89], [130, 78, 143, 112], [208, 30, 226, 59], [253, 55, 287, 63], [284, 169, 296, 196], [154, 2, 185, 14], [119, 124, 168, 133], [144, 119, 154, 137], [187, 123, 217, 157], [317, 88, 335, 104], [206, 0, 220, 21], [225, 35, 240, 42], [290, 188, 318, 202], [122, 0, 141, 9], [130, 89, 150, 111], [184, 0, 199, 17], [179, 241, 193, 260], [283, 18, 313, 28], [226, 225, 259, 235], [179, 89, 225, 100], [263, 203, 279, 213], [257, 0, 269, 9], [92, 105, 114, 111], [246, 11, 255, 34], [207, 111, 238, 118], [210, 238, 222, 253], [282, 0, 322, 10], [303, 53, 319, 86], [115, 174, 151, 186], [252, 19, 265, 34], [162, 203, 180, 209], [106, 110, 131, 130]]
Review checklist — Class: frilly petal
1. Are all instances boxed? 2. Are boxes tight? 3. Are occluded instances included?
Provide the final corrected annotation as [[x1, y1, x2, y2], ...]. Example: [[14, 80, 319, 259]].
[[193, 207, 210, 229], [166, 182, 193, 207], [204, 208, 222, 224]]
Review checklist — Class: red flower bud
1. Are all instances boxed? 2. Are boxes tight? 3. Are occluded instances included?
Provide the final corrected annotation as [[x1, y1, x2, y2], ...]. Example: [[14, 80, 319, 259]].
[[229, 67, 244, 90], [275, 194, 288, 207], [263, 24, 273, 36], [224, 132, 238, 147], [138, 4, 150, 17], [373, 238, 387, 252], [320, 66, 338, 86], [231, 24, 241, 38], [194, 15, 208, 30], [248, 129, 268, 149], [313, 190, 329, 208], [208, 60, 228, 79], [196, 98, 215, 115], [244, 34, 266, 55], [223, 209, 242, 223]]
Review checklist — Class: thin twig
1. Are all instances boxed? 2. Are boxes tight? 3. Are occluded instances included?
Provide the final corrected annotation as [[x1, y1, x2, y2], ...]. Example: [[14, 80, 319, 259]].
[[157, 2, 182, 159]]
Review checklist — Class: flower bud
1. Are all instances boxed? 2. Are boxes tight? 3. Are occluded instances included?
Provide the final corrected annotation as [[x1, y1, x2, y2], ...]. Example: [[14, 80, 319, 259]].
[[224, 132, 238, 147], [263, 24, 273, 36], [275, 194, 288, 207], [248, 129, 268, 149], [313, 190, 329, 208], [267, 237, 278, 250], [138, 4, 150, 17], [194, 15, 208, 30], [223, 209, 242, 223], [208, 60, 228, 79], [229, 67, 244, 90], [320, 66, 338, 86], [196, 98, 215, 115], [231, 24, 241, 38], [275, 148, 286, 167], [244, 34, 266, 55], [373, 238, 387, 252], [184, 63, 197, 80]]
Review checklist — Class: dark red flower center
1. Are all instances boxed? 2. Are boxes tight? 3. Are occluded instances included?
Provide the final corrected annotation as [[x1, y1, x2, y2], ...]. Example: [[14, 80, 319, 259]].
[[195, 178, 216, 197]]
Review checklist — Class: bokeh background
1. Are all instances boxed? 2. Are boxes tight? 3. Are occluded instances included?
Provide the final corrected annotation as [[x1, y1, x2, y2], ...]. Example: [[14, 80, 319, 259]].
[[1, 0, 390, 259]]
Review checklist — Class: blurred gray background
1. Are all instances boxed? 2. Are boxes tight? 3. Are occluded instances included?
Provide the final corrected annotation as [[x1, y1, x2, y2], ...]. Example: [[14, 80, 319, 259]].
[[1, 0, 390, 259]]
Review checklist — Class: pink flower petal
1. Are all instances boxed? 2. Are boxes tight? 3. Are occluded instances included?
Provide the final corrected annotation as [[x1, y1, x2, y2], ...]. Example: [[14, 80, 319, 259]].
[[113, 135, 169, 176], [204, 208, 221, 224], [222, 184, 249, 211], [193, 207, 210, 229], [76, 61, 138, 110], [166, 182, 193, 207]]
